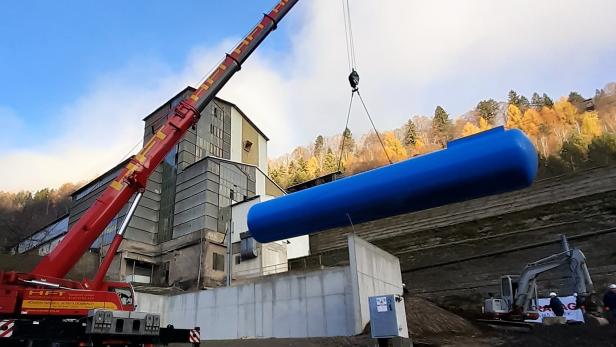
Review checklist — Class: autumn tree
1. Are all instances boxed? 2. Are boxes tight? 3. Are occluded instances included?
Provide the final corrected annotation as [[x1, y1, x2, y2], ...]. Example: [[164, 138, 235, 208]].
[[383, 132, 407, 162], [580, 111, 603, 142], [306, 156, 320, 178], [462, 122, 480, 137], [553, 98, 578, 125], [506, 104, 523, 129], [322, 148, 338, 174]]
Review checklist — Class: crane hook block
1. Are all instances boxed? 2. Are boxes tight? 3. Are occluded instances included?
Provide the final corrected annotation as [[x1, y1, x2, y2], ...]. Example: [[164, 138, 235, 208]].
[[348, 69, 360, 92]]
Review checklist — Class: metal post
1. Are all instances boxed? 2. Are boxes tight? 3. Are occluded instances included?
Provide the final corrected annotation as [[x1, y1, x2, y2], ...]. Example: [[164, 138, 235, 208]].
[[226, 222, 233, 287], [196, 228, 204, 290]]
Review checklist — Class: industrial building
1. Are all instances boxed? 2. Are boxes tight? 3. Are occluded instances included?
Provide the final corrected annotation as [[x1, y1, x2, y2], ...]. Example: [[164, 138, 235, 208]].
[[15, 88, 309, 289]]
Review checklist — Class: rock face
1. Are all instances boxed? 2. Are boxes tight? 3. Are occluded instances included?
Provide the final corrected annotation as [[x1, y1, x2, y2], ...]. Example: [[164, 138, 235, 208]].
[[294, 165, 616, 312]]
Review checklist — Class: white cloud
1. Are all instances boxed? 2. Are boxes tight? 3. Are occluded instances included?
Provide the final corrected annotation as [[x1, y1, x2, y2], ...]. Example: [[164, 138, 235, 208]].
[[1, 0, 615, 191], [222, 0, 616, 155]]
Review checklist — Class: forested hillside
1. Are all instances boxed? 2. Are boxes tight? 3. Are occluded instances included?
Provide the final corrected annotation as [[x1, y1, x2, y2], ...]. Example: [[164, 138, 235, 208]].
[[269, 83, 616, 188], [0, 183, 80, 250]]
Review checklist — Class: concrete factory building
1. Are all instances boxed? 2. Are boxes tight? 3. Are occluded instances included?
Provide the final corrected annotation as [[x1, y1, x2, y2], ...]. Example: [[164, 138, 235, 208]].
[[17, 87, 308, 289]]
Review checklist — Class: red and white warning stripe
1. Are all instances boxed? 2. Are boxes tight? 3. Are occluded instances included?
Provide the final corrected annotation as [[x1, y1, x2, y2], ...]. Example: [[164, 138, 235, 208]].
[[189, 329, 200, 343], [0, 320, 15, 338]]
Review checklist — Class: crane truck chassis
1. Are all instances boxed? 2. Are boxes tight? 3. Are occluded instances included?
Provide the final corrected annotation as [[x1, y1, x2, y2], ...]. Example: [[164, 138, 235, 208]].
[[0, 0, 297, 345]]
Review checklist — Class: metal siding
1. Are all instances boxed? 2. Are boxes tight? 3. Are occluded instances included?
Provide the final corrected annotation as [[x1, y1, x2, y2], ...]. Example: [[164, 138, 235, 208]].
[[133, 205, 159, 222], [173, 217, 205, 238], [174, 181, 206, 202], [124, 226, 157, 244], [174, 191, 207, 215], [174, 203, 206, 226]]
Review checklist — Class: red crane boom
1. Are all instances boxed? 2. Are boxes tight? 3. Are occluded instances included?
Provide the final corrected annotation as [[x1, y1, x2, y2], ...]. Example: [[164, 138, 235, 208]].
[[33, 0, 298, 279]]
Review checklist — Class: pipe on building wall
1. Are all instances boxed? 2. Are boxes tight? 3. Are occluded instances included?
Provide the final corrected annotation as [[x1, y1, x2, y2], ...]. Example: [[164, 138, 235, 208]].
[[248, 127, 538, 243]]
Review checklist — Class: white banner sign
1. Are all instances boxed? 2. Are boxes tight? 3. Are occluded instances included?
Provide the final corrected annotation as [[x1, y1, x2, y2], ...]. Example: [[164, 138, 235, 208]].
[[526, 296, 584, 323]]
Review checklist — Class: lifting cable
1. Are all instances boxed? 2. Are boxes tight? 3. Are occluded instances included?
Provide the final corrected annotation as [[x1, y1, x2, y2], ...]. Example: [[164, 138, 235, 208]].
[[336, 0, 391, 172]]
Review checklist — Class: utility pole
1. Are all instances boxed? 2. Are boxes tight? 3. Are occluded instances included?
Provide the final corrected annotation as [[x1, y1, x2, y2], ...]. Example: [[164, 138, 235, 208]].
[[226, 221, 233, 287]]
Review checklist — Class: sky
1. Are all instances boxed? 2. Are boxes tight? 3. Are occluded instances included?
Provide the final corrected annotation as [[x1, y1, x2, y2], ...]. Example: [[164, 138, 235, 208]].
[[1, 0, 615, 192]]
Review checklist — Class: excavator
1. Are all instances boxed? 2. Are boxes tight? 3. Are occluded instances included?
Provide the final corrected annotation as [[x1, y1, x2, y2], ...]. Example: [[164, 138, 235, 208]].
[[0, 0, 298, 345], [481, 235, 596, 329]]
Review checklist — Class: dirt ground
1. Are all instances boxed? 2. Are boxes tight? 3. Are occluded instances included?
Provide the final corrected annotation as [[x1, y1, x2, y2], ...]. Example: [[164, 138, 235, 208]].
[[173, 296, 616, 347], [186, 325, 615, 347]]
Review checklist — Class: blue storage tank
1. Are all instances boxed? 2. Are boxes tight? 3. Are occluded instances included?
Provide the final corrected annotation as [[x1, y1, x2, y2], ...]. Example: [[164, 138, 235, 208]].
[[248, 127, 537, 243]]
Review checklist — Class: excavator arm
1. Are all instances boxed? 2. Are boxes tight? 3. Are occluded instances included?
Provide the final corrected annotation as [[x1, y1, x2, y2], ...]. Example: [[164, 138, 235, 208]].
[[514, 236, 594, 310], [32, 0, 298, 279]]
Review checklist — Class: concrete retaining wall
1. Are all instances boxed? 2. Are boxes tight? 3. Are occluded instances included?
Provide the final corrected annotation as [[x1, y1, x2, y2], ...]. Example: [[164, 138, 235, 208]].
[[135, 235, 405, 340], [348, 235, 405, 334]]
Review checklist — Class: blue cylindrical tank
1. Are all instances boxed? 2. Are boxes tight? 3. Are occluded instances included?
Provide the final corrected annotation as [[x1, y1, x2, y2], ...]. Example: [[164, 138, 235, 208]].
[[248, 127, 537, 243]]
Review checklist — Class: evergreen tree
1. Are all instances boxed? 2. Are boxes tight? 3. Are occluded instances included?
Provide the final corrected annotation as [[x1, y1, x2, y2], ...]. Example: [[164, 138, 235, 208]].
[[518, 96, 531, 112], [568, 91, 585, 105], [508, 90, 520, 107], [432, 106, 451, 146], [476, 99, 499, 124], [403, 119, 418, 147], [342, 127, 355, 153], [542, 93, 554, 107], [313, 135, 324, 158], [531, 92, 543, 109], [568, 91, 586, 112]]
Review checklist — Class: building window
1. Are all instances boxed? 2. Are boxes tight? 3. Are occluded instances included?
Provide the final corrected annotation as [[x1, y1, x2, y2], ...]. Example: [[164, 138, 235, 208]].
[[243, 140, 253, 152], [235, 255, 241, 265], [213, 252, 225, 271]]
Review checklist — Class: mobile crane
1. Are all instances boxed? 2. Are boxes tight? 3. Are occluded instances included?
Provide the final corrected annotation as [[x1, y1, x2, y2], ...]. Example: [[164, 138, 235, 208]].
[[0, 0, 297, 345], [481, 235, 595, 328]]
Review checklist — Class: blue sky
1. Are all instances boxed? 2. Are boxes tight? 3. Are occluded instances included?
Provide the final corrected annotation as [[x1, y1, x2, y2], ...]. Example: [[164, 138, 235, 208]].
[[1, 0, 615, 191], [0, 0, 296, 150]]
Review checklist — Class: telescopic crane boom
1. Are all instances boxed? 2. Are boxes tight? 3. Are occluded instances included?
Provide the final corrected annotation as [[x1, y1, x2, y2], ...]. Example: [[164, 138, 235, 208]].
[[32, 0, 298, 279]]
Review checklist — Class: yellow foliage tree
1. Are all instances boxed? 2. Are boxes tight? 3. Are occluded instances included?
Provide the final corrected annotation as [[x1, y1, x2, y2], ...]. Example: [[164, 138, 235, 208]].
[[306, 156, 319, 178], [506, 104, 523, 129], [383, 132, 407, 162], [478, 117, 491, 131], [580, 111, 603, 142], [520, 108, 542, 137], [539, 106, 558, 127], [553, 98, 578, 125], [462, 122, 480, 137]]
